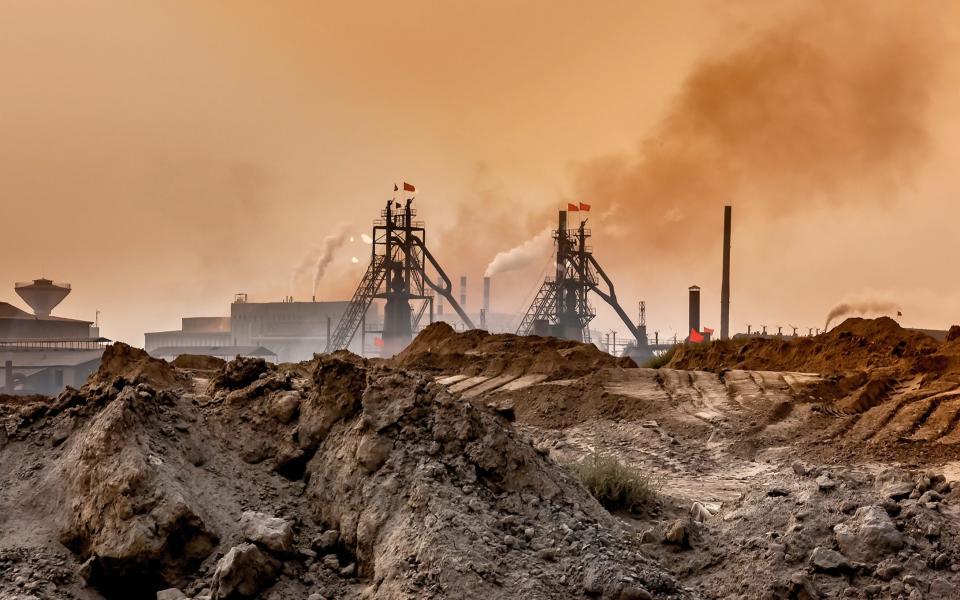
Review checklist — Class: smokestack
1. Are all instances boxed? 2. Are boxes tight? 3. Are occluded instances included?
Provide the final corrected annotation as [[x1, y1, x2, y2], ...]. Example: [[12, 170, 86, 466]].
[[483, 276, 491, 313], [460, 276, 467, 308], [720, 205, 732, 340], [4, 360, 12, 392], [437, 294, 444, 316], [689, 285, 701, 335]]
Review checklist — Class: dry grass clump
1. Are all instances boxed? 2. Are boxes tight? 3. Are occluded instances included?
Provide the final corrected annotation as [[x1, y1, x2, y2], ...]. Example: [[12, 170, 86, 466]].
[[642, 345, 678, 369], [567, 452, 658, 513]]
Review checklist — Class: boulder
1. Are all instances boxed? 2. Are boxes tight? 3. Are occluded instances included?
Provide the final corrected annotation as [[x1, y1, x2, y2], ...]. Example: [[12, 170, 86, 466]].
[[211, 543, 280, 599], [156, 589, 187, 600], [834, 506, 904, 563], [267, 393, 300, 424], [875, 468, 915, 500], [664, 520, 689, 546], [51, 389, 217, 591], [809, 546, 849, 572], [312, 529, 339, 552], [690, 502, 712, 523], [354, 432, 394, 474], [816, 474, 837, 491], [240, 511, 294, 554]]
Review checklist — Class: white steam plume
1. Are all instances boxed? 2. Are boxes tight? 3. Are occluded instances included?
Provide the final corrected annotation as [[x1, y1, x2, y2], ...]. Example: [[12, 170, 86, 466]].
[[312, 229, 349, 299], [289, 245, 321, 297], [483, 227, 552, 278]]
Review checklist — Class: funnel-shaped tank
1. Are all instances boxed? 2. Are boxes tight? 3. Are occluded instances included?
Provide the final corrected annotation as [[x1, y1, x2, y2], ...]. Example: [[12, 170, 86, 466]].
[[15, 278, 71, 317]]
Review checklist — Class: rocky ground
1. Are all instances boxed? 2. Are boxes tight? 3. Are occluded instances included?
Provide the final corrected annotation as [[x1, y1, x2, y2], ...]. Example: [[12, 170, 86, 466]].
[[2, 319, 960, 599], [0, 343, 686, 600], [410, 320, 960, 599]]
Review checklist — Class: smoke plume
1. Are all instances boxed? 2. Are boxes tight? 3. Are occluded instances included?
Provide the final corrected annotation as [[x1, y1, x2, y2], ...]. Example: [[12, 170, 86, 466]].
[[825, 299, 901, 330], [484, 227, 552, 277], [312, 230, 349, 299], [289, 245, 321, 298], [574, 4, 945, 254]]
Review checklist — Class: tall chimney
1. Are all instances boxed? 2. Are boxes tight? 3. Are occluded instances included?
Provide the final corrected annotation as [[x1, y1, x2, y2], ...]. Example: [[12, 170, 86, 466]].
[[483, 277, 491, 313], [688, 285, 701, 336], [459, 276, 467, 309], [437, 294, 444, 316], [720, 205, 732, 340]]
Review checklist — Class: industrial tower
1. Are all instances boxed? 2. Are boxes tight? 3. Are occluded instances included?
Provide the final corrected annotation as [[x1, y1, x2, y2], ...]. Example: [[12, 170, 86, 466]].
[[517, 209, 641, 345], [327, 198, 473, 356]]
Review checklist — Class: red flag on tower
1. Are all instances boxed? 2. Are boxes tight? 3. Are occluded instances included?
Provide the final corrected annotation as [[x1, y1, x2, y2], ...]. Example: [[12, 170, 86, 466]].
[[374, 337, 385, 347], [394, 184, 399, 192], [579, 202, 591, 211], [689, 328, 704, 343], [567, 202, 579, 212], [403, 182, 416, 193]]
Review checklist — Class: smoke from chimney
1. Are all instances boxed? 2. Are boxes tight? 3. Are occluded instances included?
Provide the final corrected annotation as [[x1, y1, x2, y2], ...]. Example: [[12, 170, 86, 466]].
[[289, 246, 321, 298], [312, 230, 348, 300], [824, 299, 901, 331], [483, 227, 552, 277]]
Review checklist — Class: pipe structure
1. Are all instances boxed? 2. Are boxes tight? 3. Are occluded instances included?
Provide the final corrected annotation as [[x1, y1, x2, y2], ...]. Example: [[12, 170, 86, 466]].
[[483, 276, 491, 313], [689, 285, 701, 336], [720, 205, 732, 340]]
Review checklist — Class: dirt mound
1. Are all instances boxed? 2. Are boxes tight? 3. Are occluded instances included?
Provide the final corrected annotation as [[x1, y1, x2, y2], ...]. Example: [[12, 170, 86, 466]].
[[210, 356, 273, 390], [0, 352, 687, 599], [171, 354, 227, 371], [667, 317, 940, 374], [90, 343, 186, 390], [0, 393, 49, 406], [394, 322, 635, 379]]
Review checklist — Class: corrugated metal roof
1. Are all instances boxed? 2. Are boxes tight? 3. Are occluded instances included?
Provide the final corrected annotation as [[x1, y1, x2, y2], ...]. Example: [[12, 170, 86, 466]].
[[0, 302, 92, 323], [0, 349, 104, 367]]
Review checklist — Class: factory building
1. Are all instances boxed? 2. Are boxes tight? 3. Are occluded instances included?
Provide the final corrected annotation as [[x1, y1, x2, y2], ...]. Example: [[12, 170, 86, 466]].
[[145, 294, 371, 363], [1, 279, 107, 395]]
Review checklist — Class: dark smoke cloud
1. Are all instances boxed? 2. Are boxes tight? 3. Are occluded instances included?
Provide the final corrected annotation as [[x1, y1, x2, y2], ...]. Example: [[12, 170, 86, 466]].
[[825, 299, 900, 330], [574, 3, 944, 254]]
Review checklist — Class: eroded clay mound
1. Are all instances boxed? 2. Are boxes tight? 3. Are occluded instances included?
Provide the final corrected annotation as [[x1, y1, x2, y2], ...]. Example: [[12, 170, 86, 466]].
[[666, 317, 940, 374], [91, 342, 187, 390], [1, 348, 686, 600], [393, 321, 635, 379], [171, 354, 227, 371]]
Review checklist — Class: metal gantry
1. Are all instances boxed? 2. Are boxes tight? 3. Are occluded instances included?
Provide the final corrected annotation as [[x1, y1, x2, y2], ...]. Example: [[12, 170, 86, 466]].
[[517, 209, 641, 345], [327, 198, 472, 355]]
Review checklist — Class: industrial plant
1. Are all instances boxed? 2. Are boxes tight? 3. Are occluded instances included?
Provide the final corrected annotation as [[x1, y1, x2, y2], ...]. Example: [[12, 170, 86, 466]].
[[144, 295, 373, 363], [326, 197, 476, 356], [0, 278, 107, 395]]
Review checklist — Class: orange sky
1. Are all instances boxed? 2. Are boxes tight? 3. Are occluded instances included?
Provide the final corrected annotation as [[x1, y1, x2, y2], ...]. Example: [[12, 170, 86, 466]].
[[2, 1, 959, 344]]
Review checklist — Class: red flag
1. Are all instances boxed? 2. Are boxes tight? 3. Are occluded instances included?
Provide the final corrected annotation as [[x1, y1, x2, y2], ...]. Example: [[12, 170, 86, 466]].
[[703, 326, 715, 335], [689, 328, 704, 343], [579, 202, 591, 211], [374, 337, 385, 347], [567, 202, 579, 212], [403, 182, 416, 192], [393, 184, 399, 192]]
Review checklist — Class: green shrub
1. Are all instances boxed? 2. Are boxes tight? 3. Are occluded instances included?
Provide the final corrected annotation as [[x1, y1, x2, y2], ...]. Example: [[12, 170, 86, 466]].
[[642, 345, 678, 369], [567, 452, 658, 512]]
